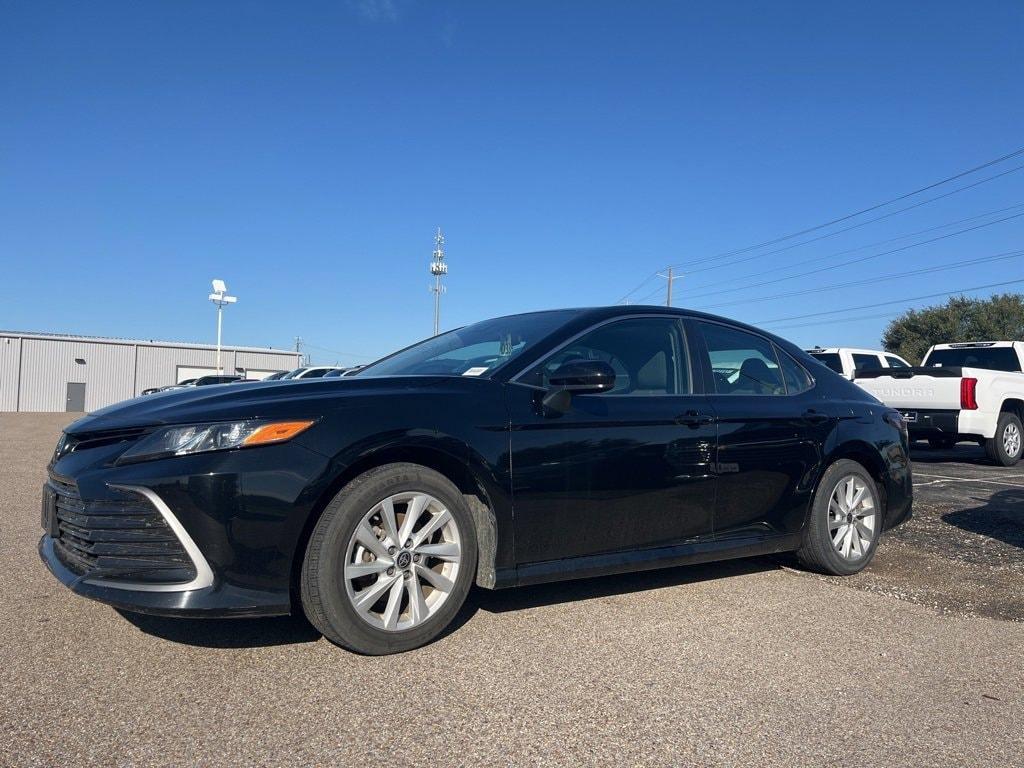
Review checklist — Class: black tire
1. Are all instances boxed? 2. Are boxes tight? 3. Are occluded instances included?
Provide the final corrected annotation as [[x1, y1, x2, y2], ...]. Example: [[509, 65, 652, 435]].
[[300, 463, 478, 655], [796, 459, 881, 576], [984, 412, 1023, 467], [928, 436, 957, 450]]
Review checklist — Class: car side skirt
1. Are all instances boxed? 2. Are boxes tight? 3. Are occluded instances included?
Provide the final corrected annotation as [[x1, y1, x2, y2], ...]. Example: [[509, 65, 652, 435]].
[[507, 532, 802, 588]]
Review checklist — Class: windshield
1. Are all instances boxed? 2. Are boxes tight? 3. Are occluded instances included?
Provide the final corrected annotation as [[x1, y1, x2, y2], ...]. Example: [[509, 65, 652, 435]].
[[924, 347, 1021, 372], [808, 352, 843, 374], [356, 310, 578, 378]]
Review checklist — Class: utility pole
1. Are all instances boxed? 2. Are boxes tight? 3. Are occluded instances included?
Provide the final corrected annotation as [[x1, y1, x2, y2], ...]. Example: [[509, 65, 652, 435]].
[[658, 267, 683, 307], [429, 228, 448, 335], [294, 336, 304, 366]]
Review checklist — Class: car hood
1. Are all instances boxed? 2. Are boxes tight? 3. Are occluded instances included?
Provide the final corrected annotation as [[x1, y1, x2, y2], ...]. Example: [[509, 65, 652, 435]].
[[65, 376, 464, 434]]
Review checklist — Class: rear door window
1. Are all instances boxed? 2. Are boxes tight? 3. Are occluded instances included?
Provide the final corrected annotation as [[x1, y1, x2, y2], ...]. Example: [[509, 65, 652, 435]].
[[885, 355, 909, 368], [699, 323, 785, 395], [777, 347, 814, 394]]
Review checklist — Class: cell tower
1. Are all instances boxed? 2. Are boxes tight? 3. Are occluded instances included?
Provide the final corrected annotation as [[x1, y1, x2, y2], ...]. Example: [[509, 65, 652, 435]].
[[429, 227, 448, 335]]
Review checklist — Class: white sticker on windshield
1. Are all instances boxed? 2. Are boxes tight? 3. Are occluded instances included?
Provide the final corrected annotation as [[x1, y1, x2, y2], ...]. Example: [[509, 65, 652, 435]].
[[462, 367, 489, 377]]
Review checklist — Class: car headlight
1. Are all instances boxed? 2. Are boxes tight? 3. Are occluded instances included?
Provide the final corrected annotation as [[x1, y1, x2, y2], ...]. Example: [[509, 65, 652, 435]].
[[117, 419, 316, 463]]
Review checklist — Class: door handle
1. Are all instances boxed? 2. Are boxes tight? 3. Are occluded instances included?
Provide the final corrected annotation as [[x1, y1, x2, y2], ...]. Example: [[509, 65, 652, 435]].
[[802, 408, 830, 424], [676, 410, 716, 428]]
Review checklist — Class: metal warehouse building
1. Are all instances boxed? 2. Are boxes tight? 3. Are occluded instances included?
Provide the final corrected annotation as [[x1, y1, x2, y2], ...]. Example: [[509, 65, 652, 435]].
[[1, 331, 301, 413]]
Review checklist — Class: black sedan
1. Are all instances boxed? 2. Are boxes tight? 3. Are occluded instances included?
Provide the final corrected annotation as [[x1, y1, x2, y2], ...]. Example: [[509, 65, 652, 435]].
[[39, 307, 911, 654]]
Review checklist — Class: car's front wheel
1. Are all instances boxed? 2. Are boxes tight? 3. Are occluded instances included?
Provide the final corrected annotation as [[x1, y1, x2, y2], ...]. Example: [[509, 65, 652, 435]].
[[796, 459, 881, 576], [301, 463, 477, 655]]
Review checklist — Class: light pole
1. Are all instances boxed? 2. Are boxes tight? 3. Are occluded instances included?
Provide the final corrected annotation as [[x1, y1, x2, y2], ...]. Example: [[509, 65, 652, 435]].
[[208, 279, 237, 375]]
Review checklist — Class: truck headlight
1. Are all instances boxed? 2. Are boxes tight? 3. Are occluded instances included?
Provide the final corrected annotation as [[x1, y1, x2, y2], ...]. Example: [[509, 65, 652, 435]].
[[117, 419, 316, 463]]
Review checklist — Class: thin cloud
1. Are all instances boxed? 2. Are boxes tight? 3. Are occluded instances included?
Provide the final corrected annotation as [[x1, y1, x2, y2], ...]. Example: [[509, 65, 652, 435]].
[[348, 0, 401, 23]]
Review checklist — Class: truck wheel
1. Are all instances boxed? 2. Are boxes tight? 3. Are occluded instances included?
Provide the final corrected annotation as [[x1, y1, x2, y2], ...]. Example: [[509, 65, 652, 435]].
[[928, 436, 957, 450], [301, 463, 478, 655], [796, 459, 881, 576], [985, 413, 1023, 467]]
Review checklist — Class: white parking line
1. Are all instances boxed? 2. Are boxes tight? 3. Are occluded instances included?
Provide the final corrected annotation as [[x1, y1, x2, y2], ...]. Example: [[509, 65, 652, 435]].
[[913, 472, 1024, 489]]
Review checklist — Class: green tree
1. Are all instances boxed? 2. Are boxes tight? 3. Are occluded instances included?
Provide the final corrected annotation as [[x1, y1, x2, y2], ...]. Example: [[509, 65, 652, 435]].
[[882, 293, 1024, 364]]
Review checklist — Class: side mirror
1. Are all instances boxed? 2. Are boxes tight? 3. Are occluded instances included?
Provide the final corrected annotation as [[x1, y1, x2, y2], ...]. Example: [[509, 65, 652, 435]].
[[548, 360, 616, 393], [540, 360, 615, 417]]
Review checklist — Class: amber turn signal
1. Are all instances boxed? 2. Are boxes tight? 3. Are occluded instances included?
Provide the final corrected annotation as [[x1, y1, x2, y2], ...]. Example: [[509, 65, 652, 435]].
[[241, 420, 316, 446]]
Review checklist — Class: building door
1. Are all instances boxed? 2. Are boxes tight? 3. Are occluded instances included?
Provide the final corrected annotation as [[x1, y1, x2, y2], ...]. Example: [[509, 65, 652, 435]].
[[65, 382, 86, 412]]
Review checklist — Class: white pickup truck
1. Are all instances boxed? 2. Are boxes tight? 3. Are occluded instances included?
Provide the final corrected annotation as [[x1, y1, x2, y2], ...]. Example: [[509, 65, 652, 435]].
[[855, 341, 1024, 466], [805, 347, 912, 381]]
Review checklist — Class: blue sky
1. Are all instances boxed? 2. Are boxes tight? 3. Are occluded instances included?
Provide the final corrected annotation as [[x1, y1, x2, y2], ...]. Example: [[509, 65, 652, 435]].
[[2, 1, 1022, 364]]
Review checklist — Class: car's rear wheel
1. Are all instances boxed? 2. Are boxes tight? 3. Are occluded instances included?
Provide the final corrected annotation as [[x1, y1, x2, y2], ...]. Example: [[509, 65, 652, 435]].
[[796, 459, 881, 576], [300, 463, 477, 655], [985, 412, 1023, 467]]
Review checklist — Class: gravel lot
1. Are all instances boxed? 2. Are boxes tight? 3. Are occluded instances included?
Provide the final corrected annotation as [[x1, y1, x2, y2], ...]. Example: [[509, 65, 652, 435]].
[[2, 413, 1023, 767]]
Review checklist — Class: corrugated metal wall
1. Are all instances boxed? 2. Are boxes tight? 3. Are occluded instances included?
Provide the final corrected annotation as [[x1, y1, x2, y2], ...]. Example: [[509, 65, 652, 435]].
[[1, 334, 300, 412], [0, 336, 23, 411], [18, 338, 136, 412]]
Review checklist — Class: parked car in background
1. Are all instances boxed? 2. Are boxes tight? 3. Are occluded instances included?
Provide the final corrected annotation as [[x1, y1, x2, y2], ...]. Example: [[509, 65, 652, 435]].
[[147, 375, 241, 395], [191, 375, 243, 386], [39, 306, 911, 654], [806, 347, 911, 380], [322, 367, 356, 378], [856, 341, 1024, 465], [261, 371, 290, 381], [281, 366, 347, 379]]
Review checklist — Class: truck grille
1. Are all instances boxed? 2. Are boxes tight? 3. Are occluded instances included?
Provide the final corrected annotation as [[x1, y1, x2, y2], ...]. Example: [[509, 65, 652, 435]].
[[49, 478, 197, 585]]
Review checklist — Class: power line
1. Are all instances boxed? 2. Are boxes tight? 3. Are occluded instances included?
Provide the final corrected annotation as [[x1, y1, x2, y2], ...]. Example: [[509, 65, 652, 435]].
[[614, 149, 1024, 304], [615, 270, 662, 304], [754, 278, 1024, 325], [684, 146, 1024, 266], [684, 201, 1024, 299], [765, 310, 905, 333], [675, 162, 1024, 277], [689, 210, 1024, 308], [695, 248, 1024, 310]]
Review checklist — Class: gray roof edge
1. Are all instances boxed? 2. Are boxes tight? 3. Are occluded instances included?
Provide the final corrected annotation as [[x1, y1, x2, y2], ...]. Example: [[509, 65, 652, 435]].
[[0, 329, 299, 356]]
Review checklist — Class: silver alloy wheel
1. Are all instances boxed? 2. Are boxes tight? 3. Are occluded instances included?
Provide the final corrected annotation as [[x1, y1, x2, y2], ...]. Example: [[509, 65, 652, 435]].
[[1003, 422, 1021, 458], [343, 492, 462, 631], [827, 475, 877, 561]]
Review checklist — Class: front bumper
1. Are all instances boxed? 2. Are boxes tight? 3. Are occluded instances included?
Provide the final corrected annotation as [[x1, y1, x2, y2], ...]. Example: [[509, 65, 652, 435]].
[[40, 438, 334, 618], [39, 535, 287, 617]]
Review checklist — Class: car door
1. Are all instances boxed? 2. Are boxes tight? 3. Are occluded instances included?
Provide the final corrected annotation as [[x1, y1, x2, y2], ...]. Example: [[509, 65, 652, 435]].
[[692, 320, 824, 540], [505, 315, 718, 565]]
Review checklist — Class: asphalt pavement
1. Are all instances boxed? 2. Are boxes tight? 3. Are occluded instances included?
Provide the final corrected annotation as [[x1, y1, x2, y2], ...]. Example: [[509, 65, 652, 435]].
[[2, 413, 1022, 767]]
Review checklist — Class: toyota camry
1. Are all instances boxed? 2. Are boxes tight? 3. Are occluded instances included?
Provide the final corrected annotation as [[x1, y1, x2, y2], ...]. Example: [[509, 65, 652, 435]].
[[39, 306, 911, 654]]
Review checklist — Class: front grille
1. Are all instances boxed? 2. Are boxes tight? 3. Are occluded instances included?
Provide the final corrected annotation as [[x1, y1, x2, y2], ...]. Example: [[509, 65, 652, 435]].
[[49, 478, 197, 585], [54, 427, 150, 461]]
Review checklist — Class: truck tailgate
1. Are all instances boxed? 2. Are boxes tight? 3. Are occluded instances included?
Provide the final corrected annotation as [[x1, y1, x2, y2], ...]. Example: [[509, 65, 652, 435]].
[[854, 366, 963, 410]]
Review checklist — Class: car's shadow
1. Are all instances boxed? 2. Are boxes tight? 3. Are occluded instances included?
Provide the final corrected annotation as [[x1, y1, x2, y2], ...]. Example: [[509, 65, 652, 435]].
[[942, 488, 1024, 551], [118, 557, 779, 650], [908, 442, 1002, 466], [117, 609, 322, 649]]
